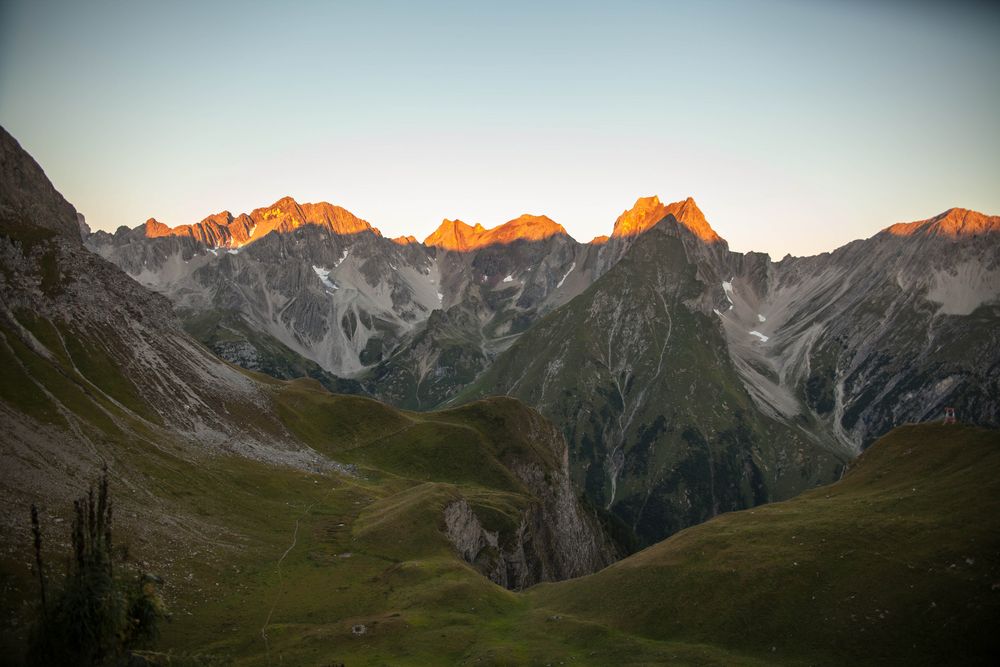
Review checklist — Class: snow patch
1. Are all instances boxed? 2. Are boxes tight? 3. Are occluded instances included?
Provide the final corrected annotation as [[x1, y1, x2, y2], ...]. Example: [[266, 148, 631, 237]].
[[749, 330, 769, 342], [713, 309, 723, 316], [557, 262, 576, 288], [334, 249, 349, 267], [437, 292, 443, 302], [312, 265, 338, 290], [758, 314, 766, 322], [227, 249, 239, 255], [206, 248, 218, 256], [722, 280, 734, 305], [503, 274, 513, 283]]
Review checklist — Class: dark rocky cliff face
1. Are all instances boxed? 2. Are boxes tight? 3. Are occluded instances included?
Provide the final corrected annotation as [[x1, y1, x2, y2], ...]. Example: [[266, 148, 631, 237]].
[[442, 404, 618, 589], [0, 128, 82, 241]]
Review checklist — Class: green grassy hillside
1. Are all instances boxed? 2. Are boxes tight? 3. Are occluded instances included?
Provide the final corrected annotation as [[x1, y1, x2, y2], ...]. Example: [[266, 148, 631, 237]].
[[531, 424, 1000, 666], [0, 307, 739, 666]]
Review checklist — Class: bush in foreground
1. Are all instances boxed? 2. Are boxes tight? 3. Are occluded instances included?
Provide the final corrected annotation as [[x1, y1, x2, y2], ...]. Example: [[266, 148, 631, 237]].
[[27, 466, 168, 666]]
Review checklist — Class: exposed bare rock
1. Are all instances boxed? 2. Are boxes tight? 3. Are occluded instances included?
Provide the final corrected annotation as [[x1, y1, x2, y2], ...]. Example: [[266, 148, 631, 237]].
[[443, 406, 616, 589]]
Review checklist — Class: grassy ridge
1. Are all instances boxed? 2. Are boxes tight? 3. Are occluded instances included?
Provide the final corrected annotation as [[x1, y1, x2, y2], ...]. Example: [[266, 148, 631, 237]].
[[531, 424, 1000, 666]]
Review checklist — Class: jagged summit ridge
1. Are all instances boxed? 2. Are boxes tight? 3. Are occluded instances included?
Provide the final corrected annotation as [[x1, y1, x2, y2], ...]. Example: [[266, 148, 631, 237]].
[[139, 196, 377, 249], [883, 207, 1000, 240], [138, 196, 578, 254], [424, 213, 571, 250]]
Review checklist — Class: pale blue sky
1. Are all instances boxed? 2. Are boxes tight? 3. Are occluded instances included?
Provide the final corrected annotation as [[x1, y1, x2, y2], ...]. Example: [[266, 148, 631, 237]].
[[1, 0, 998, 257]]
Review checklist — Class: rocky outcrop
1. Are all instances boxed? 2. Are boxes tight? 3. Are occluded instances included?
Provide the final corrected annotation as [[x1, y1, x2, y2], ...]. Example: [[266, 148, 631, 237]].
[[136, 197, 377, 250], [0, 127, 81, 240], [443, 403, 617, 589]]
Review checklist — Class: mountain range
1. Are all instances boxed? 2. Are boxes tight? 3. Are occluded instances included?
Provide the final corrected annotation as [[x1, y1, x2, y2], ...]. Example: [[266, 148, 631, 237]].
[[3, 124, 999, 665], [86, 186, 1000, 546]]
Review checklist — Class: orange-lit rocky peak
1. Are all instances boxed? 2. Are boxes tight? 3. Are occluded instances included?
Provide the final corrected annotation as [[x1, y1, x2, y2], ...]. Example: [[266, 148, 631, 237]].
[[141, 213, 243, 247], [424, 214, 570, 251], [392, 235, 419, 245], [611, 195, 722, 243], [590, 234, 610, 245], [488, 214, 567, 246], [301, 201, 378, 236], [611, 196, 668, 238], [138, 197, 377, 248], [665, 197, 721, 243], [201, 210, 235, 226], [248, 196, 307, 231], [884, 207, 1000, 239], [142, 218, 172, 237], [424, 219, 478, 251]]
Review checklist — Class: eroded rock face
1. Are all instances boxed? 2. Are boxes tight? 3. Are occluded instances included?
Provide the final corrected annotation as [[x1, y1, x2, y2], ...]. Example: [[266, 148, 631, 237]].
[[86, 202, 608, 408], [716, 207, 1000, 452], [443, 409, 617, 590]]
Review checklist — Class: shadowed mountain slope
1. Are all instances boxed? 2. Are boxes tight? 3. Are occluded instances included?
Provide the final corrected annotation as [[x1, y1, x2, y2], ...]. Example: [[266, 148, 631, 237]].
[[460, 218, 848, 546]]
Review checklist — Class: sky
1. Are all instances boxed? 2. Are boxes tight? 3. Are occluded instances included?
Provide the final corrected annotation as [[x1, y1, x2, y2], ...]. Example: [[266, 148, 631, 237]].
[[1, 0, 998, 258]]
